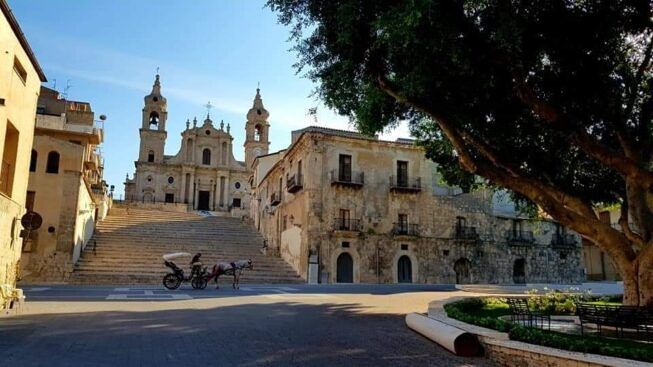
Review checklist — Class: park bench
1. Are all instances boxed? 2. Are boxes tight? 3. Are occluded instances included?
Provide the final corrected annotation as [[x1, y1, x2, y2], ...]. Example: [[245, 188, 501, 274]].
[[507, 298, 550, 330], [576, 303, 652, 340]]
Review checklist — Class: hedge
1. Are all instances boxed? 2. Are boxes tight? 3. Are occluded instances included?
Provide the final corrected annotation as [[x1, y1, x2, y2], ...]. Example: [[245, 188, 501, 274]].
[[444, 298, 653, 363]]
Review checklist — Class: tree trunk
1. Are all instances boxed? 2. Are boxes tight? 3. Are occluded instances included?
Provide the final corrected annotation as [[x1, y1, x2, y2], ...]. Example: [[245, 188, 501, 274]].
[[638, 246, 653, 307]]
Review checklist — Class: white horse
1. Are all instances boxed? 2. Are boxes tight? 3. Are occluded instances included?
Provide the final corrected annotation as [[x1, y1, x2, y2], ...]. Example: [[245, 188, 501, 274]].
[[208, 259, 253, 289]]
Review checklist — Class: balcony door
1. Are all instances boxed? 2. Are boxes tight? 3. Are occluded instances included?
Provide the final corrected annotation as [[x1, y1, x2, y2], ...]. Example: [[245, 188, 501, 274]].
[[397, 161, 408, 186], [339, 154, 352, 181], [339, 209, 350, 230]]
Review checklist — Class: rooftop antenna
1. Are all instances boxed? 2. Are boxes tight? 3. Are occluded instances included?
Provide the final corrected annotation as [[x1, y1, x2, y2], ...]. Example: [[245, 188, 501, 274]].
[[62, 79, 72, 100]]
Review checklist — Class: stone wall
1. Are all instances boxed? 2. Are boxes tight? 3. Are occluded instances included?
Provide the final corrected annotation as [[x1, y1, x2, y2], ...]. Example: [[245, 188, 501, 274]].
[[253, 130, 584, 284]]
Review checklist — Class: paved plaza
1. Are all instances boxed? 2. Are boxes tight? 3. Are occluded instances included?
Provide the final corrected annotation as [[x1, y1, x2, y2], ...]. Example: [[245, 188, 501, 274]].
[[1, 284, 493, 367]]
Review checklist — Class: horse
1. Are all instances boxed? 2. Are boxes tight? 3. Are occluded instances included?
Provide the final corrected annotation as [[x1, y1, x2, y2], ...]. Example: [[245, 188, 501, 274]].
[[207, 259, 253, 289]]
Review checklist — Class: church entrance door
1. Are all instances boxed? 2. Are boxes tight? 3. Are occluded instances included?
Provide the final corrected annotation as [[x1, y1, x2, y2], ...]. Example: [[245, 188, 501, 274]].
[[198, 191, 210, 211]]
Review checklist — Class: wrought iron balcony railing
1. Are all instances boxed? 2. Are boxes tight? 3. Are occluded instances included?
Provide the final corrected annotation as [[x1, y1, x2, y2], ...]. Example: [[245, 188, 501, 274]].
[[506, 230, 535, 244], [270, 192, 281, 206], [389, 176, 421, 192], [330, 170, 364, 188], [551, 233, 577, 247], [286, 174, 303, 193], [454, 225, 479, 241], [333, 218, 362, 232], [392, 223, 420, 236]]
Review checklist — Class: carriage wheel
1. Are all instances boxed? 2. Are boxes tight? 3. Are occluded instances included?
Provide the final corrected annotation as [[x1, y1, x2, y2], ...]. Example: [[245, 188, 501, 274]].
[[191, 277, 208, 290], [163, 273, 182, 290]]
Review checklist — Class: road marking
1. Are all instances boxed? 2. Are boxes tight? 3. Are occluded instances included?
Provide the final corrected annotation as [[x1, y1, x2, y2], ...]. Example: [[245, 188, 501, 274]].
[[106, 294, 192, 300], [264, 293, 332, 299], [25, 287, 50, 292]]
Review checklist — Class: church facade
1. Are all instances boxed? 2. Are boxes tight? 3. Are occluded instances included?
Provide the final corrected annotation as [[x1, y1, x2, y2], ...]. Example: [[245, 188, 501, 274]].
[[124, 75, 270, 213]]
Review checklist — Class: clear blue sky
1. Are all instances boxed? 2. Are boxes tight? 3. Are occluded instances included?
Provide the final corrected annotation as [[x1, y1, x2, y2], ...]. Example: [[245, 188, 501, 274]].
[[9, 1, 409, 197]]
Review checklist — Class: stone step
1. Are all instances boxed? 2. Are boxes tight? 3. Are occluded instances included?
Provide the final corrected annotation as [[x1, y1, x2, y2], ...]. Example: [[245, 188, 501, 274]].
[[71, 207, 300, 285]]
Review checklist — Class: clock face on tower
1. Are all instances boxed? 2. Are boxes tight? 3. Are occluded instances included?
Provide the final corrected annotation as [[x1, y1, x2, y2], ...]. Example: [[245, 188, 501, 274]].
[[254, 148, 262, 157]]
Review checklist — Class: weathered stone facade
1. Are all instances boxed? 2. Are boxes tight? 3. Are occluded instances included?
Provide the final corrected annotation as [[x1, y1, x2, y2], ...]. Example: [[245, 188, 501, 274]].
[[124, 75, 269, 216], [251, 127, 584, 284], [20, 87, 111, 282], [0, 0, 47, 296]]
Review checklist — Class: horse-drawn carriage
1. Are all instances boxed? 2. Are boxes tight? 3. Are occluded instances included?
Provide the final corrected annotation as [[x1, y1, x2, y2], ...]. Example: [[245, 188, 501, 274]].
[[162, 252, 253, 290]]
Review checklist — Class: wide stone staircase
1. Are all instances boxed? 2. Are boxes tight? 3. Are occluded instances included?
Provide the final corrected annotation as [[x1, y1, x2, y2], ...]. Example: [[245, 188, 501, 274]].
[[70, 206, 302, 285]]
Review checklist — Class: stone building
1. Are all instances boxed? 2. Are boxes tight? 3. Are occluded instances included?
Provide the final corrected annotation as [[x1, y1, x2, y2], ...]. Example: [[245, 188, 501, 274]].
[[250, 126, 584, 284], [0, 0, 47, 295], [582, 209, 620, 281], [19, 87, 111, 281], [124, 75, 269, 215]]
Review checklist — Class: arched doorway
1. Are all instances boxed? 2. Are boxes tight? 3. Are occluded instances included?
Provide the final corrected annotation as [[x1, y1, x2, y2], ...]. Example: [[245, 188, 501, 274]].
[[336, 253, 353, 283], [397, 255, 412, 283], [513, 258, 526, 284], [454, 258, 472, 284]]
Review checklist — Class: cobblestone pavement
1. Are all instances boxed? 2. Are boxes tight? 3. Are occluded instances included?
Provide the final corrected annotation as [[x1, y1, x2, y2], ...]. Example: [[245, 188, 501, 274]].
[[1, 285, 494, 367]]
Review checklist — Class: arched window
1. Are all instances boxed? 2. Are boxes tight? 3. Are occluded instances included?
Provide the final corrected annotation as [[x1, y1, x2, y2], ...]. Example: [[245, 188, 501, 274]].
[[149, 111, 159, 128], [221, 142, 228, 165], [45, 151, 60, 174], [147, 150, 155, 162], [202, 148, 211, 165], [29, 150, 37, 172], [254, 124, 262, 141]]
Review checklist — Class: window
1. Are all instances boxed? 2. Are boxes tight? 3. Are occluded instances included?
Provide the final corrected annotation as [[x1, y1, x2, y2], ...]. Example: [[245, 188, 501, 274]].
[[202, 148, 211, 165], [342, 242, 350, 248], [397, 161, 408, 186], [205, 130, 211, 135], [339, 154, 352, 181], [13, 57, 27, 83], [235, 182, 241, 189], [165, 193, 174, 203], [46, 151, 60, 174], [26, 191, 35, 212], [167, 176, 174, 184], [254, 124, 262, 141], [401, 244, 409, 251], [232, 198, 241, 208], [147, 175, 153, 182], [149, 111, 159, 127], [147, 150, 155, 162], [29, 150, 37, 172]]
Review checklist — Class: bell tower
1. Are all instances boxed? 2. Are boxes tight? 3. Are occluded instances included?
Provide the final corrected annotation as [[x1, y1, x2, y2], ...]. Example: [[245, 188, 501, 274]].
[[138, 74, 168, 163], [244, 87, 270, 168]]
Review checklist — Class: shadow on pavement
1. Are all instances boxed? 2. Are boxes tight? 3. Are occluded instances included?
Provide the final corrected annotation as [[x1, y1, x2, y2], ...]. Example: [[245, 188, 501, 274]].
[[0, 301, 493, 367]]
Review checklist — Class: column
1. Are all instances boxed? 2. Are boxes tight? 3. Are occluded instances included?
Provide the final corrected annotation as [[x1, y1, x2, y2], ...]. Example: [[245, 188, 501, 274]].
[[189, 172, 195, 208], [209, 180, 214, 211], [224, 176, 230, 209], [180, 171, 187, 204], [219, 176, 225, 207], [194, 179, 200, 210]]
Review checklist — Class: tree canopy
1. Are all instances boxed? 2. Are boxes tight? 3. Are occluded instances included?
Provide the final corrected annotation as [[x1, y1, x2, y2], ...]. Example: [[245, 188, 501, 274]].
[[268, 0, 653, 305]]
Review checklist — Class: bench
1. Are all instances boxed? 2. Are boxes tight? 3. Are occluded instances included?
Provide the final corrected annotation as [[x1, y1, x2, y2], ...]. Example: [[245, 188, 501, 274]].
[[576, 303, 651, 340], [507, 298, 550, 330]]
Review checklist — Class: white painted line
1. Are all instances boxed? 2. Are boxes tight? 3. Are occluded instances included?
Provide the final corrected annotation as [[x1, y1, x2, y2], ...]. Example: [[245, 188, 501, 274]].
[[106, 294, 192, 300], [25, 287, 50, 292], [264, 294, 332, 299]]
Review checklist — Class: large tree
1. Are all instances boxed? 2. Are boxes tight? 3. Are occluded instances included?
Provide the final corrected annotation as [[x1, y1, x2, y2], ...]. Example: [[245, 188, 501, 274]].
[[267, 0, 653, 305]]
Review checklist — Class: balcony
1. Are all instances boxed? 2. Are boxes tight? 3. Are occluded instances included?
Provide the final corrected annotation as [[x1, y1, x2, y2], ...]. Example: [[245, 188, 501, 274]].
[[270, 192, 281, 206], [392, 223, 420, 236], [333, 218, 362, 232], [286, 174, 303, 193], [389, 176, 421, 193], [506, 230, 535, 246], [551, 233, 577, 248], [330, 170, 364, 188], [453, 225, 479, 241], [84, 151, 102, 171]]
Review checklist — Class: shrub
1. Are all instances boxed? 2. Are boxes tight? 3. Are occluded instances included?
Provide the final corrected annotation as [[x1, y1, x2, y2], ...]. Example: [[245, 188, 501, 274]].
[[509, 326, 653, 363], [525, 287, 590, 315], [443, 298, 513, 332]]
